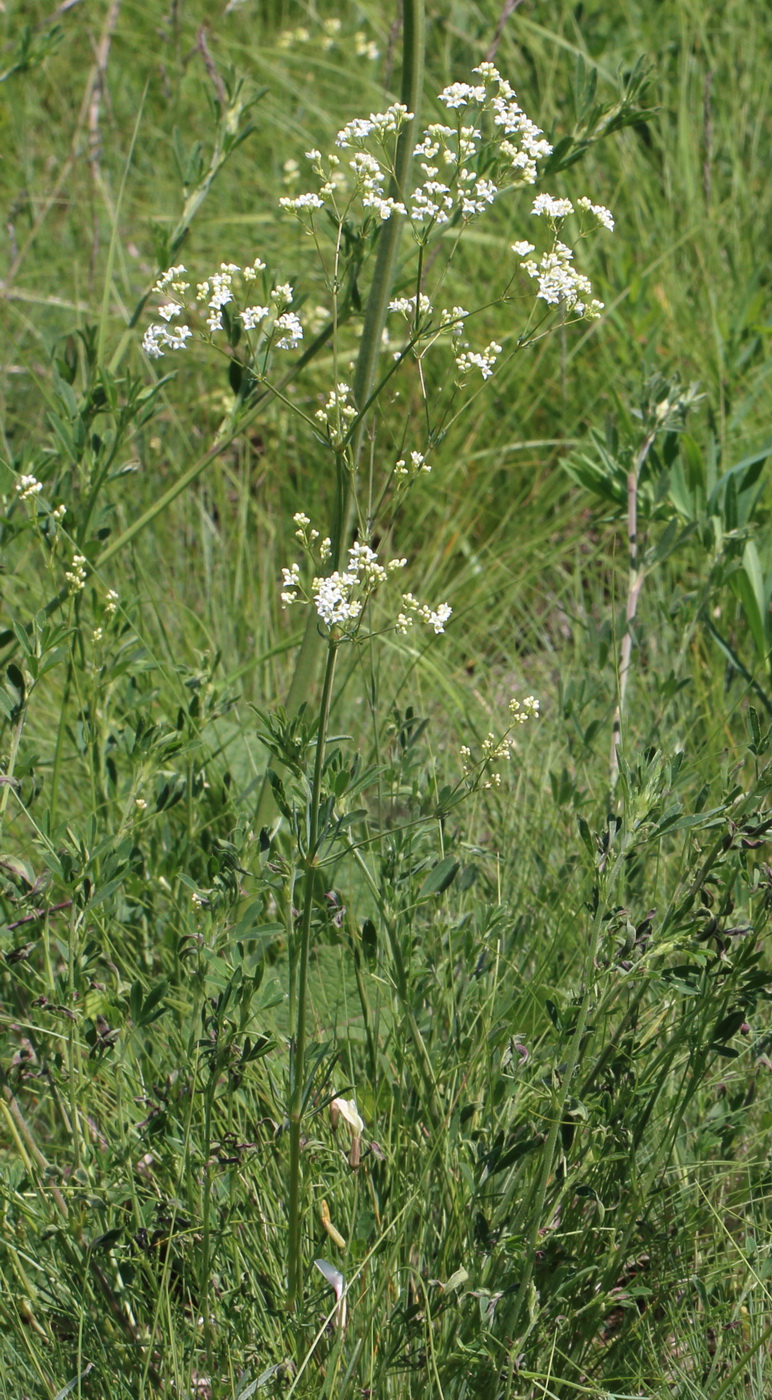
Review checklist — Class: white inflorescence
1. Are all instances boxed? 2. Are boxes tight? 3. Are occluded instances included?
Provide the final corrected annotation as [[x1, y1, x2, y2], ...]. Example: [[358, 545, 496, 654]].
[[531, 193, 575, 219], [280, 528, 450, 639], [576, 196, 615, 231], [275, 64, 570, 238], [315, 383, 358, 445], [142, 63, 615, 394], [396, 595, 453, 635], [65, 553, 88, 593], [15, 474, 43, 501], [517, 242, 604, 318], [142, 260, 305, 358], [460, 695, 540, 782], [395, 450, 431, 477], [335, 103, 413, 148], [455, 341, 503, 381], [388, 293, 433, 318], [274, 312, 304, 349]]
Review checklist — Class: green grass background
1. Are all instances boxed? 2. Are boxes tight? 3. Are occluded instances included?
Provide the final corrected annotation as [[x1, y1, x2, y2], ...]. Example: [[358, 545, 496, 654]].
[[1, 0, 772, 1396]]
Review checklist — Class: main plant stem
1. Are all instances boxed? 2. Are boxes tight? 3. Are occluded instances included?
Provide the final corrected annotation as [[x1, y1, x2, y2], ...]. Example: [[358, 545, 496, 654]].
[[287, 639, 338, 1308], [255, 0, 425, 834]]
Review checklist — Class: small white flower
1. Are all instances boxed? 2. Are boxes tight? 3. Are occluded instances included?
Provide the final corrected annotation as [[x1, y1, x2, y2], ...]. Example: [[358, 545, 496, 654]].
[[388, 292, 432, 318], [279, 191, 325, 213], [271, 282, 294, 310], [335, 104, 412, 150], [15, 474, 43, 501], [65, 553, 88, 593], [532, 193, 573, 218], [331, 1096, 365, 1137], [455, 341, 502, 381], [274, 312, 303, 349], [576, 196, 615, 231], [240, 305, 269, 331]]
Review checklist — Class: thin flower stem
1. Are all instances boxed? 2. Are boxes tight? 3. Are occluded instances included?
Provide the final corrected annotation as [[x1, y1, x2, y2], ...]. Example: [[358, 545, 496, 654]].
[[287, 639, 339, 1309]]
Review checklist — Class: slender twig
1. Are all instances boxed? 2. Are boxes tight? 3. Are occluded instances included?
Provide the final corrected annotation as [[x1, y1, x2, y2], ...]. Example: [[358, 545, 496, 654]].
[[609, 428, 655, 785], [4, 900, 73, 932], [87, 0, 121, 276], [486, 0, 525, 62]]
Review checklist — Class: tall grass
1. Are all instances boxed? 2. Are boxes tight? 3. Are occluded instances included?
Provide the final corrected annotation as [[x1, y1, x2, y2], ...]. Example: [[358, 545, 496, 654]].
[[1, 1, 771, 1397]]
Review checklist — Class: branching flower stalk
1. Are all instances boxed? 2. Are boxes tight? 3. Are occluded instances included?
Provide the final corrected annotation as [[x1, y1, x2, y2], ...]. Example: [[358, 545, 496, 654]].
[[258, 0, 426, 834], [138, 18, 617, 1317]]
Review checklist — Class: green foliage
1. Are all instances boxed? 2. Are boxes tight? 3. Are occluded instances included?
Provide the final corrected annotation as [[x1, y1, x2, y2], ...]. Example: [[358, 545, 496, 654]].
[[0, 1, 771, 1398]]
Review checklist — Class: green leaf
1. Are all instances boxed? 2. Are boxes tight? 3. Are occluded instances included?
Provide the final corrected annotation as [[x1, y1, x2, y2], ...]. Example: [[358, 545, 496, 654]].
[[419, 856, 460, 897], [731, 540, 769, 663], [711, 1010, 746, 1043], [361, 917, 377, 963]]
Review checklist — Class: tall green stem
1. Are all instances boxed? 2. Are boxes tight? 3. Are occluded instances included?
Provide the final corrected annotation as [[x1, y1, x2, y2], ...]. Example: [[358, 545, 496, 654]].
[[255, 0, 425, 833], [287, 639, 339, 1308]]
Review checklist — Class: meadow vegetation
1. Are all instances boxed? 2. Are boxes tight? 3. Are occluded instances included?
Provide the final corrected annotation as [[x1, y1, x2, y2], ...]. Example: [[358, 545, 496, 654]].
[[1, 1, 771, 1397]]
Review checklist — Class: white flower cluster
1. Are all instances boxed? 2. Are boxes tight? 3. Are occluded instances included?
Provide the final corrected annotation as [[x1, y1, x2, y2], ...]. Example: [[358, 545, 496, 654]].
[[532, 193, 615, 232], [354, 32, 379, 61], [65, 553, 87, 593], [15, 474, 43, 501], [335, 103, 413, 148], [293, 511, 331, 561], [315, 383, 358, 445], [275, 311, 304, 349], [276, 17, 378, 61], [440, 306, 469, 336], [396, 594, 452, 635], [142, 322, 193, 358], [350, 150, 407, 222], [510, 695, 540, 722], [196, 261, 271, 333], [576, 196, 615, 231], [143, 260, 305, 358], [313, 544, 407, 630], [460, 695, 539, 785], [142, 265, 195, 357], [388, 292, 433, 319], [279, 189, 324, 213], [532, 193, 574, 219], [455, 341, 502, 381], [105, 588, 119, 615], [517, 242, 603, 318], [277, 64, 560, 240], [280, 530, 450, 640], [395, 450, 431, 477]]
